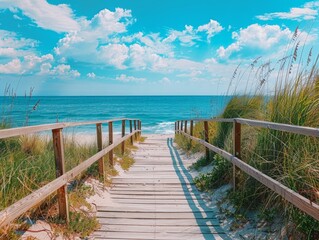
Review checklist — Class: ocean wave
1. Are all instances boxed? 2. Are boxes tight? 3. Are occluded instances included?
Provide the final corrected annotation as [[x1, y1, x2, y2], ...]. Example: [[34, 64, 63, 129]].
[[143, 121, 175, 134]]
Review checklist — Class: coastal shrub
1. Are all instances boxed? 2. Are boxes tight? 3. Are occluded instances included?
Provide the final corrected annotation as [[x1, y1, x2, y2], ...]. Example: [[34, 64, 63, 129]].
[[180, 46, 319, 236], [194, 154, 231, 191]]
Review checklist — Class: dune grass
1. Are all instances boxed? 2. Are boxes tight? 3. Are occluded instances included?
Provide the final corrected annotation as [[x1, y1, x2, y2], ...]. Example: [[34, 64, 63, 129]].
[[0, 125, 142, 239], [176, 44, 319, 237]]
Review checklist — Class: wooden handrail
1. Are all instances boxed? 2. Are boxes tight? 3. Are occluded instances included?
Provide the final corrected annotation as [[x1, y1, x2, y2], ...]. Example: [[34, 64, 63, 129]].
[[175, 118, 319, 221], [176, 129, 319, 221], [0, 118, 140, 139], [0, 118, 141, 228], [177, 118, 319, 137]]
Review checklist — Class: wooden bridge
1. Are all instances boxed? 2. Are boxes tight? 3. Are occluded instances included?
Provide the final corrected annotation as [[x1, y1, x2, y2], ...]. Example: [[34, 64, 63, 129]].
[[92, 135, 227, 239], [1, 117, 319, 239]]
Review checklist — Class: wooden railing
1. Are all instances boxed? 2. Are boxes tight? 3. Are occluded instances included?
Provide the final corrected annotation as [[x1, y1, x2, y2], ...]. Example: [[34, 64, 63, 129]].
[[0, 118, 142, 227], [175, 118, 319, 221]]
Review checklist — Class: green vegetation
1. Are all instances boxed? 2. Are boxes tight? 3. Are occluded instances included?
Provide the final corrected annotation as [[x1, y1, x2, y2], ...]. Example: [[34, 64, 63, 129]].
[[176, 44, 319, 237], [0, 123, 141, 239]]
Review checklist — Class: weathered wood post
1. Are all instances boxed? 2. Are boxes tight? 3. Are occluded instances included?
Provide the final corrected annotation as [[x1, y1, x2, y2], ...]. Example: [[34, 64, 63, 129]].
[[175, 122, 177, 134], [130, 120, 133, 145], [181, 121, 184, 132], [190, 120, 194, 145], [134, 120, 137, 140], [52, 128, 69, 223], [139, 120, 142, 135], [108, 121, 114, 166], [233, 120, 241, 190], [184, 120, 188, 133], [177, 121, 180, 134], [122, 120, 125, 155], [204, 121, 209, 160], [96, 123, 104, 179]]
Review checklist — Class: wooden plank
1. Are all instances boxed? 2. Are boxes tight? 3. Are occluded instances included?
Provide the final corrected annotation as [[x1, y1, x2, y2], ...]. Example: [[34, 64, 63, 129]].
[[97, 218, 220, 226], [52, 128, 69, 223], [98, 206, 211, 213], [184, 120, 188, 133], [97, 225, 219, 234], [96, 211, 214, 219], [0, 118, 139, 139], [235, 118, 319, 137], [0, 130, 138, 227], [107, 191, 200, 196], [130, 120, 133, 145], [232, 121, 241, 190], [110, 195, 199, 200], [92, 232, 224, 240], [112, 199, 193, 205], [96, 123, 104, 179], [178, 130, 319, 221], [121, 120, 125, 155], [109, 121, 114, 166], [204, 121, 209, 160], [134, 120, 137, 140]]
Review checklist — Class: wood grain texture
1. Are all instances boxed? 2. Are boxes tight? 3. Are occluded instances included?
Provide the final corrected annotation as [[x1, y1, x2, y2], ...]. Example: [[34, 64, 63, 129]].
[[0, 130, 140, 228], [91, 135, 225, 239], [0, 118, 139, 139], [177, 130, 319, 221]]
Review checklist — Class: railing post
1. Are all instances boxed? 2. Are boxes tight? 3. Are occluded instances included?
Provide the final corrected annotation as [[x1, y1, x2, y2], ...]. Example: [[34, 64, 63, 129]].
[[204, 121, 209, 160], [134, 120, 137, 140], [108, 121, 114, 167], [175, 122, 177, 134], [181, 121, 184, 132], [139, 120, 142, 135], [96, 123, 104, 179], [121, 120, 125, 155], [52, 128, 69, 224], [233, 120, 241, 190], [130, 120, 133, 145], [184, 120, 188, 133], [190, 120, 194, 145], [177, 121, 180, 133]]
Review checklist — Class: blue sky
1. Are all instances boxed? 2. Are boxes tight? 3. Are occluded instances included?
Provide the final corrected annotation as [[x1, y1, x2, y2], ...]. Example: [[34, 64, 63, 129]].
[[0, 0, 318, 95]]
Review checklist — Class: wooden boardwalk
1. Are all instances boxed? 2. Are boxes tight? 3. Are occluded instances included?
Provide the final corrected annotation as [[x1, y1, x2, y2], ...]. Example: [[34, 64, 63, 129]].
[[92, 135, 228, 240]]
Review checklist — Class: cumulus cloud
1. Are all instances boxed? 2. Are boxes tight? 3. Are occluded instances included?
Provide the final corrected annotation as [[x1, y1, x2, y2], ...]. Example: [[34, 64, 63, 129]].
[[0, 30, 37, 58], [40, 63, 80, 77], [159, 77, 171, 84], [217, 24, 292, 58], [197, 19, 224, 41], [165, 19, 223, 46], [0, 59, 22, 74], [0, 0, 79, 32], [87, 72, 96, 78], [115, 74, 146, 82], [257, 1, 319, 21], [165, 25, 200, 46], [55, 8, 134, 67]]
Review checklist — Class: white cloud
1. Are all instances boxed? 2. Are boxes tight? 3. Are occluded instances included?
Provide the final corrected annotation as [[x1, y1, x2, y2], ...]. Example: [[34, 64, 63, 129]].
[[115, 74, 146, 82], [40, 64, 80, 77], [217, 24, 292, 58], [0, 30, 37, 57], [87, 72, 96, 78], [257, 2, 319, 21], [159, 77, 171, 84], [164, 19, 223, 46], [0, 0, 79, 32], [55, 8, 133, 67], [165, 25, 199, 47], [100, 44, 129, 69], [197, 19, 224, 41], [0, 59, 22, 74]]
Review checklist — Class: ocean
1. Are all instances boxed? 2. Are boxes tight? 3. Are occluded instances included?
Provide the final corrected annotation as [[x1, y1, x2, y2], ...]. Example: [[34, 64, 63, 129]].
[[1, 96, 231, 134]]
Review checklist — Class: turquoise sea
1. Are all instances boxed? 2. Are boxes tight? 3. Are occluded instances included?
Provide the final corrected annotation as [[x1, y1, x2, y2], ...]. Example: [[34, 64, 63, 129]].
[[1, 96, 231, 134]]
